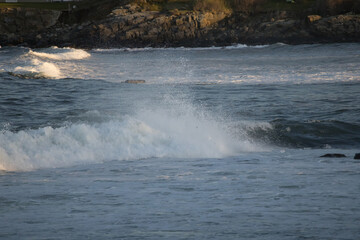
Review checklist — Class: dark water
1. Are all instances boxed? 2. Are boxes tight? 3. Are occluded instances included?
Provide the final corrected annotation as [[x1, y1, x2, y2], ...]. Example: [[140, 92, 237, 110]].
[[0, 43, 360, 239], [1, 77, 359, 148]]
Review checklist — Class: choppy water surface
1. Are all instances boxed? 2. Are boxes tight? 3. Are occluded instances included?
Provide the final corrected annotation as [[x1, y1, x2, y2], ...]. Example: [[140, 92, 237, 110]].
[[0, 43, 360, 239]]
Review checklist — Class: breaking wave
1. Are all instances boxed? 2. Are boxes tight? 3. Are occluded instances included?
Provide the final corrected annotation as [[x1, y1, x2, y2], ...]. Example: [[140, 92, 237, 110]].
[[12, 59, 61, 79], [28, 47, 90, 60], [0, 103, 264, 172], [7, 47, 91, 79]]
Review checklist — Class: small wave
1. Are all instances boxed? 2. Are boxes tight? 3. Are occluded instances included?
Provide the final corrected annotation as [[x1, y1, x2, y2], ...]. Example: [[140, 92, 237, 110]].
[[12, 59, 61, 79], [224, 44, 270, 49], [29, 47, 90, 60], [92, 44, 270, 53], [244, 119, 360, 149], [11, 59, 61, 79]]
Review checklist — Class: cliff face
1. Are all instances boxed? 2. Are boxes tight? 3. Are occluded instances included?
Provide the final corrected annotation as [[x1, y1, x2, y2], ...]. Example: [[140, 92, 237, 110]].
[[0, 2, 359, 48]]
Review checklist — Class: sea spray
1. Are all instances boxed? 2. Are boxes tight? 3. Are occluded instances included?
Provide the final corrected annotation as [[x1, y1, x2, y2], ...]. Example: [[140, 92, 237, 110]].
[[0, 98, 264, 171]]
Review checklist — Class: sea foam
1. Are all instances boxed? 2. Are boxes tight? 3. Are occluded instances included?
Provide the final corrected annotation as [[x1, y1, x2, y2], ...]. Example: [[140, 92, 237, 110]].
[[29, 47, 90, 60], [92, 44, 270, 53], [10, 47, 90, 79], [0, 102, 263, 171], [13, 59, 61, 79]]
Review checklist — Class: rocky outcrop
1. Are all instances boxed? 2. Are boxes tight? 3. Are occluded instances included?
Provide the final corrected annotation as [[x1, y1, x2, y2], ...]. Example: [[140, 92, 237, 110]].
[[0, 2, 359, 48], [0, 8, 60, 45], [307, 14, 360, 42], [61, 4, 232, 48]]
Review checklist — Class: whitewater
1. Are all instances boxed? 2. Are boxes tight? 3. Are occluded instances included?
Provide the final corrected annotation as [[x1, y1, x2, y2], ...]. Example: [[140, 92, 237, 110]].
[[0, 43, 359, 239]]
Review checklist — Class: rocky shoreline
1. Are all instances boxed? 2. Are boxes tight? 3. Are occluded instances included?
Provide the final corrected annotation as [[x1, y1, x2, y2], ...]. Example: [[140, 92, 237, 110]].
[[1, 2, 359, 48]]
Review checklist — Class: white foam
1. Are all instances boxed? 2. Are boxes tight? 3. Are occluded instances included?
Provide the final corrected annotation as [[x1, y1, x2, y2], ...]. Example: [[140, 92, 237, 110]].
[[29, 47, 90, 60], [0, 102, 264, 172], [92, 44, 270, 53], [13, 59, 61, 79], [9, 47, 91, 79]]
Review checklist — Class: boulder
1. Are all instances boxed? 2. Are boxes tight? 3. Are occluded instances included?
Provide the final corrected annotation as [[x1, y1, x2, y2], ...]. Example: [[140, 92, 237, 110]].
[[354, 153, 360, 159], [307, 15, 322, 23]]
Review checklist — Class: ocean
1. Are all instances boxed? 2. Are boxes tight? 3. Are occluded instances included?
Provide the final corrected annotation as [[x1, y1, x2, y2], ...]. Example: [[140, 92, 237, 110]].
[[0, 43, 359, 239]]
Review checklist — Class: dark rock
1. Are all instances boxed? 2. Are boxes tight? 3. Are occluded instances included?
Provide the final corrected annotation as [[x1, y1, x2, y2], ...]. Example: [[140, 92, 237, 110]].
[[354, 153, 360, 159], [320, 153, 346, 158], [124, 80, 146, 84]]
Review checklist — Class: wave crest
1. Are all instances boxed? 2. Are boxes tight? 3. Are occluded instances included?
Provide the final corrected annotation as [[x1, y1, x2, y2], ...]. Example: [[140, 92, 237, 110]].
[[28, 47, 90, 60], [12, 59, 61, 79], [0, 106, 264, 171]]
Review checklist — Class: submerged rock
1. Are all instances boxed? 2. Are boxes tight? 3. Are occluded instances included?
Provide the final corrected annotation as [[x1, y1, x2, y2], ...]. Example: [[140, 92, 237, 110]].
[[320, 153, 346, 158], [354, 153, 360, 159], [124, 80, 146, 84]]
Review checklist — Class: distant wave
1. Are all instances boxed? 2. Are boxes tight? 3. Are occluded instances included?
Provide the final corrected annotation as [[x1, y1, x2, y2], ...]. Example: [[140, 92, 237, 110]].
[[11, 59, 61, 79], [7, 47, 91, 79], [28, 47, 90, 60], [92, 44, 271, 53]]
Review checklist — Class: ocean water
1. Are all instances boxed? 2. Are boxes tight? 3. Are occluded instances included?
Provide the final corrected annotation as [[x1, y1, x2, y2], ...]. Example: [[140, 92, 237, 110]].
[[0, 43, 360, 239]]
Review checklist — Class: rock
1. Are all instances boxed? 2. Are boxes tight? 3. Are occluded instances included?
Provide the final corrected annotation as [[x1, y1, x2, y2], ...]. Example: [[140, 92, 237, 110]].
[[124, 80, 146, 84], [112, 8, 128, 16], [198, 12, 228, 28], [307, 15, 322, 23], [98, 24, 113, 39], [354, 153, 360, 159], [320, 153, 346, 158]]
